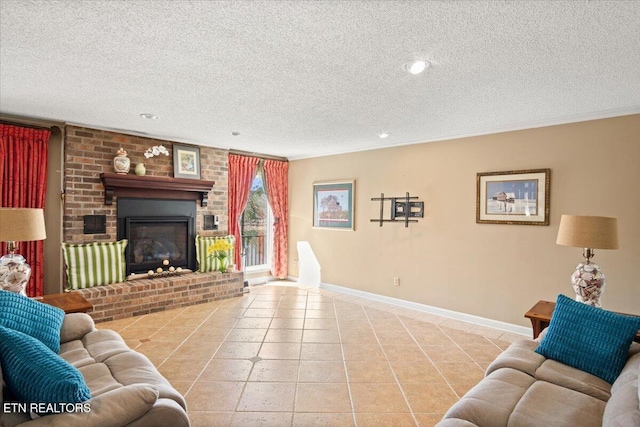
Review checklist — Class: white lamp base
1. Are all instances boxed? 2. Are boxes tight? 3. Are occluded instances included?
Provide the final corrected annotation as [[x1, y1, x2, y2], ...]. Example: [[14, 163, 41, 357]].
[[571, 262, 606, 308], [0, 253, 31, 296]]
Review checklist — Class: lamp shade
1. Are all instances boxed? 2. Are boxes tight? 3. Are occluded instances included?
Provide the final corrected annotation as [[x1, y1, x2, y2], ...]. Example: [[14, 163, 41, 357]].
[[556, 215, 618, 249], [0, 208, 47, 242]]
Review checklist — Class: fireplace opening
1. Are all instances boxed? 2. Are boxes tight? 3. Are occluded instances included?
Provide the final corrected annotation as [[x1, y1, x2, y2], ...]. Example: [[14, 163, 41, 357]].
[[117, 198, 197, 275], [125, 217, 193, 275]]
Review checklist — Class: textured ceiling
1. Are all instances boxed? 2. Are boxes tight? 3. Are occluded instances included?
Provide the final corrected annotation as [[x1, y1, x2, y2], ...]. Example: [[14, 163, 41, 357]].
[[1, 1, 639, 160]]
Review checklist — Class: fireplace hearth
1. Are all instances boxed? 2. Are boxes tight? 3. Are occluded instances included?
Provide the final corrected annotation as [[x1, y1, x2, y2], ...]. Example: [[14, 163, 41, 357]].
[[117, 198, 196, 275]]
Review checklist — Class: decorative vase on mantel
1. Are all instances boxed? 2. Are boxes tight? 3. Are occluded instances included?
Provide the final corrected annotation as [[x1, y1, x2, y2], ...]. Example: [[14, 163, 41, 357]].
[[113, 148, 130, 174], [134, 163, 146, 176]]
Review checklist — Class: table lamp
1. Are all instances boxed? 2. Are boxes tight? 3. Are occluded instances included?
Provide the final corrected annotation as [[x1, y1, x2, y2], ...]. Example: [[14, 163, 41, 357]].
[[556, 215, 618, 307], [0, 208, 47, 296]]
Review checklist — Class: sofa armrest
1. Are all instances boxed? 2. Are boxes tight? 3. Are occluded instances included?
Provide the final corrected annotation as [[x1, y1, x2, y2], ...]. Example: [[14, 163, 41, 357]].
[[60, 313, 96, 344], [485, 339, 544, 378], [124, 398, 190, 427], [19, 384, 159, 427]]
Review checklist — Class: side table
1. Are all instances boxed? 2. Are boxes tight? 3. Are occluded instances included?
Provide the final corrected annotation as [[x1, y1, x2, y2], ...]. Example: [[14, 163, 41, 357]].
[[40, 292, 93, 314], [525, 300, 640, 343]]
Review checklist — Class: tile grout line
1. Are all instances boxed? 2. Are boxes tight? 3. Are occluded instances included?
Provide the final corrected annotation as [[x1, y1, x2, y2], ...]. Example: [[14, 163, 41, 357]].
[[435, 324, 490, 387], [331, 293, 359, 427], [360, 306, 420, 427], [228, 286, 277, 424], [291, 289, 308, 427], [172, 298, 250, 397], [112, 305, 191, 347], [394, 312, 457, 419]]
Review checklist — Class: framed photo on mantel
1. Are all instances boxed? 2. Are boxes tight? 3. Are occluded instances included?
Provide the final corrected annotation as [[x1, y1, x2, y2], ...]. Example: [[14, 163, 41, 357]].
[[173, 144, 201, 180], [476, 169, 550, 225]]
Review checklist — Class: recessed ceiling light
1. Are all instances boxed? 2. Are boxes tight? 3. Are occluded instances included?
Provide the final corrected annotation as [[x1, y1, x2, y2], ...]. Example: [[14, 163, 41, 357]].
[[140, 113, 158, 120], [378, 132, 390, 139], [403, 60, 428, 75]]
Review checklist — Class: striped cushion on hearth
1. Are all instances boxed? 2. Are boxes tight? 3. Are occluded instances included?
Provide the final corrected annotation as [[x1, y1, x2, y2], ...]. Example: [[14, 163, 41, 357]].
[[61, 240, 127, 289], [195, 235, 235, 272]]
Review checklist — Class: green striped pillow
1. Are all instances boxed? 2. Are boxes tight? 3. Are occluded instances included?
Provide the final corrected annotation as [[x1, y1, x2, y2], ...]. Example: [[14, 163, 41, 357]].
[[61, 240, 128, 289], [195, 235, 235, 272]]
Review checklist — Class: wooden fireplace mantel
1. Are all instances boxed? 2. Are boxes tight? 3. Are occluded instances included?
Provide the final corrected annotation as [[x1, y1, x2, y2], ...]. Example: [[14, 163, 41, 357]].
[[100, 173, 215, 206]]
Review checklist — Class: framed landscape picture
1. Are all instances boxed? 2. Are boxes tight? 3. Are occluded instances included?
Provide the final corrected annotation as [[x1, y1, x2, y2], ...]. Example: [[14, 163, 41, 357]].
[[173, 144, 201, 179], [476, 169, 550, 225], [313, 180, 355, 230]]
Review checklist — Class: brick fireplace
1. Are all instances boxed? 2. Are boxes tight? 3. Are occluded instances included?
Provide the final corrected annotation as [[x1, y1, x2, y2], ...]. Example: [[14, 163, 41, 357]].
[[63, 126, 229, 243], [63, 126, 243, 322]]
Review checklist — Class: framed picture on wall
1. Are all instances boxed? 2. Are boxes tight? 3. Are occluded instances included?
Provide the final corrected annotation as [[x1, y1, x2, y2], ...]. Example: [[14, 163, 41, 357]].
[[313, 180, 355, 230], [173, 144, 201, 180], [476, 169, 550, 225]]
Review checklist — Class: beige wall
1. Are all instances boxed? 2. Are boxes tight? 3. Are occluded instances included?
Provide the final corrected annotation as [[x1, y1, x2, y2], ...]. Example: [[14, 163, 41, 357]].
[[288, 114, 640, 327]]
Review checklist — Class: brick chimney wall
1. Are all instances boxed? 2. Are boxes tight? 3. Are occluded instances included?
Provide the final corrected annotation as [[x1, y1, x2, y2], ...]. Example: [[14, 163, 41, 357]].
[[63, 125, 229, 243], [61, 126, 242, 319]]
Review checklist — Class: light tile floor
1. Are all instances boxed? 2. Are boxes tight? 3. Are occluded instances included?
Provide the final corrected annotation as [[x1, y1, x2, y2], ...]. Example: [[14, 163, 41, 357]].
[[100, 282, 527, 427]]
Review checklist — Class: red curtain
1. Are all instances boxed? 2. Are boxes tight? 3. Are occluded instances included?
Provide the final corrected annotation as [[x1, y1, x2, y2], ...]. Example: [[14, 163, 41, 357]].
[[0, 124, 50, 297], [228, 154, 260, 269], [264, 159, 288, 279]]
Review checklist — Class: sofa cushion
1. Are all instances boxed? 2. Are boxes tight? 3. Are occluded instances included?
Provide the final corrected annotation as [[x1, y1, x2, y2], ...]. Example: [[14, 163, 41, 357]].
[[80, 329, 136, 363], [535, 294, 640, 384], [0, 290, 65, 353], [488, 337, 612, 402], [535, 358, 612, 402], [105, 351, 187, 410], [441, 367, 536, 426], [0, 327, 91, 412], [78, 363, 126, 397], [508, 380, 606, 427], [62, 240, 127, 289], [195, 235, 234, 272]]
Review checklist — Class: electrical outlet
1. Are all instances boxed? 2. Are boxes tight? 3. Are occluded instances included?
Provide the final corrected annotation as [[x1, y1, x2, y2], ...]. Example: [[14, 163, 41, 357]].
[[393, 277, 400, 286]]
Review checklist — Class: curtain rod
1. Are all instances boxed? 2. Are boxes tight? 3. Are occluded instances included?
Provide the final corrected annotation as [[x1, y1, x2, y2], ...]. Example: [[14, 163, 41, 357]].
[[228, 149, 288, 162], [0, 114, 64, 131]]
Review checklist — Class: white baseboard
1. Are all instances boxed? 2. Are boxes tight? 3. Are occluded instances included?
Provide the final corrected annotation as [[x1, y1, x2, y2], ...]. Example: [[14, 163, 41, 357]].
[[246, 275, 273, 286], [315, 281, 530, 336]]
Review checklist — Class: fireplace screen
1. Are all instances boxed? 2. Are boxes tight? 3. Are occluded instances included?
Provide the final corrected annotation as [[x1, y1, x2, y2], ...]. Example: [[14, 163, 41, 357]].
[[125, 217, 192, 274]]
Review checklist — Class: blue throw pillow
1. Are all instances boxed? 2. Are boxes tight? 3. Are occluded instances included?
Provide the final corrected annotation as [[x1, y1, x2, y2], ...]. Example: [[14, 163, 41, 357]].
[[0, 290, 65, 353], [536, 294, 640, 384], [0, 326, 91, 412]]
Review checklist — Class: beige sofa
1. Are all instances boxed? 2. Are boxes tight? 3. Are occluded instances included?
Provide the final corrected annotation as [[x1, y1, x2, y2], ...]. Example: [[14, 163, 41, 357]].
[[437, 337, 640, 427], [1, 313, 189, 427]]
